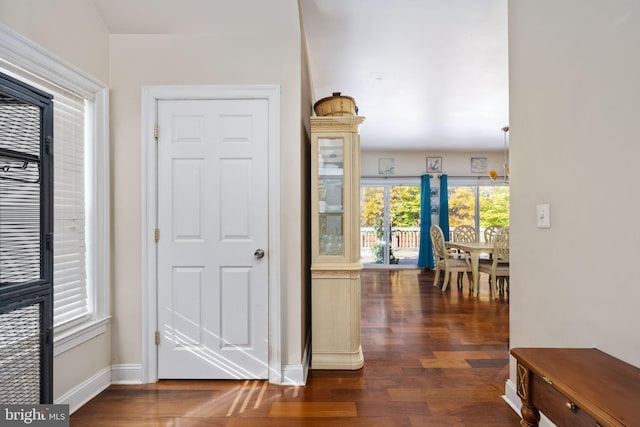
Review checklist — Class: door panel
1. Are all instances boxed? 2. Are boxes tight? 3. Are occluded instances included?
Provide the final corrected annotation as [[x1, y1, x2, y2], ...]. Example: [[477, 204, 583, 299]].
[[220, 267, 251, 345], [173, 159, 203, 239], [220, 159, 251, 238], [172, 266, 204, 344], [157, 99, 269, 379]]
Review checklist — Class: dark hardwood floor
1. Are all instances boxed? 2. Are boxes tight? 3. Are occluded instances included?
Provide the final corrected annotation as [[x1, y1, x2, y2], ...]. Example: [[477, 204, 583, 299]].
[[71, 269, 519, 426]]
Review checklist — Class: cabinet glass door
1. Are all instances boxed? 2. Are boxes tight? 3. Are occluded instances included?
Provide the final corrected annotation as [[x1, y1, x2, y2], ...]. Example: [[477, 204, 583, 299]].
[[318, 137, 344, 256]]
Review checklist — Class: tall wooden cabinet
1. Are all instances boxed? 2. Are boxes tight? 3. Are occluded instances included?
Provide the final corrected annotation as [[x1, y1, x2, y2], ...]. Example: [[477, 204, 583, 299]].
[[310, 115, 365, 370]]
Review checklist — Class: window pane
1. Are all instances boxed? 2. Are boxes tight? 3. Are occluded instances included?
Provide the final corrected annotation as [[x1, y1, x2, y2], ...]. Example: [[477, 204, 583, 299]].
[[360, 187, 384, 264], [448, 186, 476, 229], [479, 185, 510, 228], [389, 185, 420, 265]]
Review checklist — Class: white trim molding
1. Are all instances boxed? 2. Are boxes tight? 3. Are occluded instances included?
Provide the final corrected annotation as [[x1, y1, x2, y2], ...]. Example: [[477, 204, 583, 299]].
[[0, 25, 106, 97], [54, 317, 110, 357], [281, 365, 307, 387], [55, 367, 111, 415], [503, 379, 521, 415], [111, 364, 144, 385], [281, 331, 311, 386], [54, 364, 144, 415], [504, 379, 556, 427], [140, 85, 282, 384]]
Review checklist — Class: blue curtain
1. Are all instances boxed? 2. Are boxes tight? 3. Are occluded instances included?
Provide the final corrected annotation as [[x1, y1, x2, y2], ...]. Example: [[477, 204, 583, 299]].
[[439, 174, 450, 241], [417, 174, 434, 268]]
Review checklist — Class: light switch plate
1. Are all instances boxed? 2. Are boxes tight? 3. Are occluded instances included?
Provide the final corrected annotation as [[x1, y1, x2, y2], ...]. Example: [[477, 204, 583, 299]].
[[536, 204, 550, 228]]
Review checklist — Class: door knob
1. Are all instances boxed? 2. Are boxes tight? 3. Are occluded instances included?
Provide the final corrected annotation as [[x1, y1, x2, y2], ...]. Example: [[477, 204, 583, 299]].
[[254, 249, 265, 259]]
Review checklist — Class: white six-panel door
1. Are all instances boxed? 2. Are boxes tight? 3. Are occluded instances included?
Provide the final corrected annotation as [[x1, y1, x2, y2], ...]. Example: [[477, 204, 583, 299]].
[[156, 99, 269, 379]]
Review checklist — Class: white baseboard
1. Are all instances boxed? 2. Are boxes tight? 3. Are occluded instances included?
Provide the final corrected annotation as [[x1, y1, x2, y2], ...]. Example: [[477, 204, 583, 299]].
[[281, 363, 306, 385], [111, 364, 144, 384], [504, 379, 556, 427], [503, 379, 521, 414], [55, 366, 111, 415], [280, 333, 311, 386]]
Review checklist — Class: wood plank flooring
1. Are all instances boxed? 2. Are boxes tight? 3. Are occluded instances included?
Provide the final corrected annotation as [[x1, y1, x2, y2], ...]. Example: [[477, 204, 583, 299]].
[[71, 269, 519, 426]]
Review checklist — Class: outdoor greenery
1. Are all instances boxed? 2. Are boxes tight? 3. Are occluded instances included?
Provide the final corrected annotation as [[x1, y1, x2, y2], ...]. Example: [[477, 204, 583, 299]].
[[361, 184, 509, 263], [390, 186, 421, 227], [479, 186, 510, 227], [448, 186, 509, 227], [361, 187, 384, 228], [361, 186, 421, 228], [361, 186, 421, 263], [448, 187, 475, 227]]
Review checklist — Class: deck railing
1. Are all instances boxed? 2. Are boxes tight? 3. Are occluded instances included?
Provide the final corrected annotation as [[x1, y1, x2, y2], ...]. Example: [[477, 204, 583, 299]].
[[361, 227, 420, 249], [361, 226, 499, 249]]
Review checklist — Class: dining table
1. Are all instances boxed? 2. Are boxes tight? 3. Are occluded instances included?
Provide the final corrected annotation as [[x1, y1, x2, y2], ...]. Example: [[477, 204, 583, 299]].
[[446, 241, 493, 297]]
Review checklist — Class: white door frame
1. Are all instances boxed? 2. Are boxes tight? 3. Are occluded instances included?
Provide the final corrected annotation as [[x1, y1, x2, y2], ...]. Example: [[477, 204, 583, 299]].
[[141, 85, 281, 383]]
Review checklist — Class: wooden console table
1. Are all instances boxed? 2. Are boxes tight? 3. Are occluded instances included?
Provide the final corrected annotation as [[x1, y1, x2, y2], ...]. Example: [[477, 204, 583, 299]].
[[511, 348, 640, 427]]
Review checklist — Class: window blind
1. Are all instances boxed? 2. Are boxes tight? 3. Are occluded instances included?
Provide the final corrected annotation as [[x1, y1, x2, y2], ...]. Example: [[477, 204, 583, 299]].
[[0, 62, 90, 328], [51, 90, 88, 327]]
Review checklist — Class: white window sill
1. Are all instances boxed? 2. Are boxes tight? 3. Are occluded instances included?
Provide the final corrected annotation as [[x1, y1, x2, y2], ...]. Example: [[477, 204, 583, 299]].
[[54, 316, 111, 357]]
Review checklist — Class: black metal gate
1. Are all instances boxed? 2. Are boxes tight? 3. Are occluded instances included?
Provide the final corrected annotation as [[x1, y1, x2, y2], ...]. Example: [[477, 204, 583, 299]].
[[0, 71, 54, 403]]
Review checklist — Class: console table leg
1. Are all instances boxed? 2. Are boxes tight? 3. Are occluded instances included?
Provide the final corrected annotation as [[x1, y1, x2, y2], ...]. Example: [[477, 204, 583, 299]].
[[520, 402, 540, 427]]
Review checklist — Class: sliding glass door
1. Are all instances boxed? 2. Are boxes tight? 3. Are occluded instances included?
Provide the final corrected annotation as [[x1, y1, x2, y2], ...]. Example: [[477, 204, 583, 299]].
[[360, 179, 421, 266], [448, 178, 509, 240]]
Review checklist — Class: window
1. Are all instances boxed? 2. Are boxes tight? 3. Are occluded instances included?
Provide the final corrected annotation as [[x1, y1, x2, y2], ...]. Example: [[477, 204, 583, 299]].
[[448, 178, 509, 240], [0, 25, 109, 352], [0, 69, 90, 329]]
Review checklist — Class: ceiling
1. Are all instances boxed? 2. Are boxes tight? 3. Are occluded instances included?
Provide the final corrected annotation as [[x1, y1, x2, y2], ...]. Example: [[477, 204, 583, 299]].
[[300, 0, 509, 151], [92, 0, 509, 152], [92, 0, 299, 36]]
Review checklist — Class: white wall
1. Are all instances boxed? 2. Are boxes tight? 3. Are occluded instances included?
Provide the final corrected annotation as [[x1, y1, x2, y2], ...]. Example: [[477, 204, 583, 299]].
[[1, 0, 309, 400], [0, 0, 109, 84], [509, 0, 640, 376], [0, 0, 111, 402], [108, 1, 306, 369]]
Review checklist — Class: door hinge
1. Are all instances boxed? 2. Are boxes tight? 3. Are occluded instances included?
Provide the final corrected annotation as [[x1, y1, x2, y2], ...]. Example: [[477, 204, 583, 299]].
[[155, 330, 160, 346], [154, 228, 160, 242], [154, 124, 159, 139]]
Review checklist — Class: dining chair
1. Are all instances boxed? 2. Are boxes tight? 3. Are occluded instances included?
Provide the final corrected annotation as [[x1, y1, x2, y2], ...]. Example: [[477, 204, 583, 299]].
[[430, 225, 472, 292], [451, 224, 477, 286], [483, 225, 501, 244], [453, 225, 477, 243], [481, 225, 502, 266], [478, 226, 509, 296]]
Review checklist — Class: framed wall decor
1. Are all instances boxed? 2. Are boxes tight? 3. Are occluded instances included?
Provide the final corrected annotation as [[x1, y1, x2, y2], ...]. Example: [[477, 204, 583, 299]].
[[470, 157, 487, 173], [426, 156, 442, 173], [378, 158, 395, 175]]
